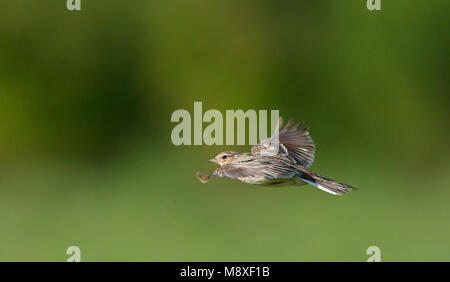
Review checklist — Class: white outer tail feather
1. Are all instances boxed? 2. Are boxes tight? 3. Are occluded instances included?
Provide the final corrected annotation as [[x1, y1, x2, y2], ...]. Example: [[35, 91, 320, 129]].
[[300, 177, 340, 195]]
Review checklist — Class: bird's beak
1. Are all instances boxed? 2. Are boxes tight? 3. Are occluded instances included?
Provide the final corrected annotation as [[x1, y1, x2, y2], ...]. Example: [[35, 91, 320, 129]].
[[208, 158, 217, 163]]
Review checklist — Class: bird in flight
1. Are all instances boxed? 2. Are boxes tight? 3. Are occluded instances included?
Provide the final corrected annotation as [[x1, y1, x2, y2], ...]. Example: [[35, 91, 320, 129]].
[[196, 118, 356, 195]]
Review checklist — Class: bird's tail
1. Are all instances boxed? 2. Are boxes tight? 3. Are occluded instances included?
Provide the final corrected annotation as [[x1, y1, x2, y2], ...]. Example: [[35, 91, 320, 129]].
[[296, 167, 356, 195]]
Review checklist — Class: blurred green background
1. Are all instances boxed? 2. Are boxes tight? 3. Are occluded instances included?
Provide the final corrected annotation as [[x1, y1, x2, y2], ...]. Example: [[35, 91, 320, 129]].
[[0, 1, 449, 261]]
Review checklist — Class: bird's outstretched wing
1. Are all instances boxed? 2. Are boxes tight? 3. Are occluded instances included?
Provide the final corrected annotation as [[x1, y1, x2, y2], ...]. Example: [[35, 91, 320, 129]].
[[251, 117, 315, 168]]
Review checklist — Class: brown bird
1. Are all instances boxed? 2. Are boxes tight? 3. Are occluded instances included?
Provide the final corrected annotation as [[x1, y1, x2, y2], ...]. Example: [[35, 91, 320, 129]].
[[196, 118, 356, 195]]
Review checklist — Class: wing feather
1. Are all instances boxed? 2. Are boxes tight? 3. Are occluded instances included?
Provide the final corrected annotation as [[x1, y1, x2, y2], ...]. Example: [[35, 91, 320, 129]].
[[251, 117, 315, 167]]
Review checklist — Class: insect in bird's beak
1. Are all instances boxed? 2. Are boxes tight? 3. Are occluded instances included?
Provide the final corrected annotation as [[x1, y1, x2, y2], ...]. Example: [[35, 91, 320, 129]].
[[208, 158, 217, 163]]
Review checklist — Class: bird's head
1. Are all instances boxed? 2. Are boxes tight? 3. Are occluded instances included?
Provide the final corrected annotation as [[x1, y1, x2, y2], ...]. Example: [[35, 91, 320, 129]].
[[209, 151, 240, 166]]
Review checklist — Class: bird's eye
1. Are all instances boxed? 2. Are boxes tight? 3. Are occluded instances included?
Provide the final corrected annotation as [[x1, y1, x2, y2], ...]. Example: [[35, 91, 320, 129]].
[[221, 155, 227, 159]]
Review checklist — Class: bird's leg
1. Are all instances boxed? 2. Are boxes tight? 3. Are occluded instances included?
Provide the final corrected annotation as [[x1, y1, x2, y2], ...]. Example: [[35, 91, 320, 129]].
[[196, 172, 213, 183]]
